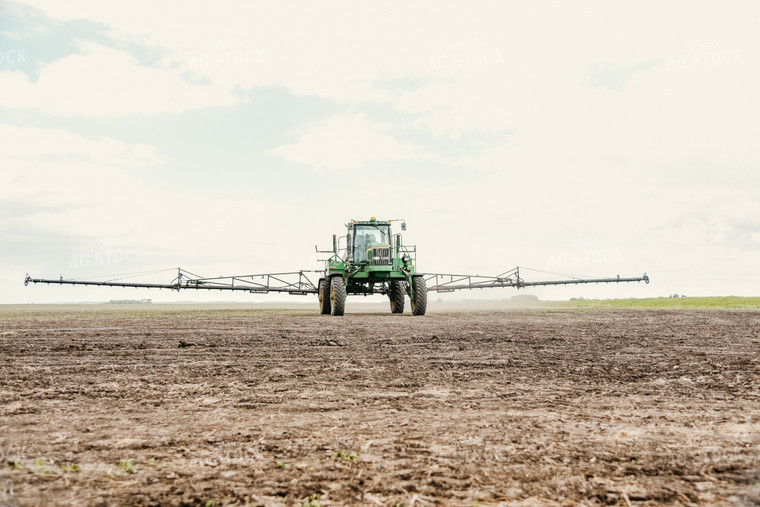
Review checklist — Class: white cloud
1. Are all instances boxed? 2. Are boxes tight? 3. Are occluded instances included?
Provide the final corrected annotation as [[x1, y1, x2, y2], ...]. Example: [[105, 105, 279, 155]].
[[268, 113, 425, 171], [9, 1, 759, 128], [0, 42, 236, 116], [1, 159, 296, 272], [7, 1, 416, 107], [0, 125, 292, 273], [0, 124, 163, 167]]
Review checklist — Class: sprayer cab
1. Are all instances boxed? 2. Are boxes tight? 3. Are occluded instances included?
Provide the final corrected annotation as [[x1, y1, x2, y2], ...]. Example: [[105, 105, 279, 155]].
[[342, 218, 412, 270], [349, 219, 389, 264]]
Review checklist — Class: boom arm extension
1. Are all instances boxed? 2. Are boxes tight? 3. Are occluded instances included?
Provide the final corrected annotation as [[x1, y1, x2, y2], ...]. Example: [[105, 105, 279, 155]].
[[24, 268, 321, 295], [423, 267, 649, 293]]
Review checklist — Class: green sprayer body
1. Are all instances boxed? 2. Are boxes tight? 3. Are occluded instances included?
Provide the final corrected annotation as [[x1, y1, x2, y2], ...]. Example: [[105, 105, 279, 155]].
[[318, 217, 428, 315]]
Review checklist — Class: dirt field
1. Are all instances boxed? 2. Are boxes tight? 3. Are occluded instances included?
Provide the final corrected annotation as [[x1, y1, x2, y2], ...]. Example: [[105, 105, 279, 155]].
[[1, 306, 759, 506]]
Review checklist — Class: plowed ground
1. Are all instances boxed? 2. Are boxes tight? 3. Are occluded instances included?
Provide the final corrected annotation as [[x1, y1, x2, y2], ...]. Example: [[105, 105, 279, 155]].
[[1, 307, 759, 506]]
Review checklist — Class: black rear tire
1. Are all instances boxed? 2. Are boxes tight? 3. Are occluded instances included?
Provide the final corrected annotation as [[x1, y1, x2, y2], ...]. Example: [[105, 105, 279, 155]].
[[411, 276, 427, 316], [389, 280, 405, 314], [331, 276, 346, 316], [318, 279, 331, 315]]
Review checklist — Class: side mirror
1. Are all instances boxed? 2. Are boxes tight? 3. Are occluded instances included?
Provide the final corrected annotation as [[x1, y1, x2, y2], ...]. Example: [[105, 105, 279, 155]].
[[401, 222, 407, 231]]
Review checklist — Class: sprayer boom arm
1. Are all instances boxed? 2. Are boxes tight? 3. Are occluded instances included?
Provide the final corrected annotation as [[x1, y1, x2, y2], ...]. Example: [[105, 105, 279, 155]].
[[24, 269, 321, 295], [424, 267, 649, 293], [25, 266, 648, 296]]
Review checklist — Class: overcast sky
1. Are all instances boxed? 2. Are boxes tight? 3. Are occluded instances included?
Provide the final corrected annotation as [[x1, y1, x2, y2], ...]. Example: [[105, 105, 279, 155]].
[[1, 1, 758, 304]]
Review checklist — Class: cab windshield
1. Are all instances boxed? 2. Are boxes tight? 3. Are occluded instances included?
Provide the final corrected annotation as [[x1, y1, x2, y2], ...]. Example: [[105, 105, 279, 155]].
[[353, 224, 390, 262]]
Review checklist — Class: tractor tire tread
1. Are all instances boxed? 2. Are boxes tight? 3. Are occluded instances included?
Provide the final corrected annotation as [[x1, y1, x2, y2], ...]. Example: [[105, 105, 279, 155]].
[[331, 276, 346, 316], [411, 276, 427, 316], [319, 279, 331, 315], [390, 280, 405, 314]]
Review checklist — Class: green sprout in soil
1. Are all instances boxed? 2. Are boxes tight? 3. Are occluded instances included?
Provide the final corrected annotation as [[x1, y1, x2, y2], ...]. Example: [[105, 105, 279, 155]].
[[299, 493, 322, 507], [331, 450, 357, 461], [34, 457, 53, 474], [146, 458, 158, 467], [8, 459, 22, 470], [61, 463, 81, 473], [275, 460, 285, 468], [119, 459, 137, 474]]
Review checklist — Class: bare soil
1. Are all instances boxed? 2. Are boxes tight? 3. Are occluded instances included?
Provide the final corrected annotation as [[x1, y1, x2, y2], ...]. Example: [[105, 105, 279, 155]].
[[1, 307, 759, 506]]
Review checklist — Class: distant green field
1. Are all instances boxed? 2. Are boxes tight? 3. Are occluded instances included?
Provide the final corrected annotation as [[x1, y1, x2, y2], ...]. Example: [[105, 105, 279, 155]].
[[550, 296, 760, 309]]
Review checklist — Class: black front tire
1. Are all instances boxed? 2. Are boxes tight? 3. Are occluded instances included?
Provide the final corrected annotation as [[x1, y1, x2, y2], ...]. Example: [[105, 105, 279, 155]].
[[411, 276, 427, 316], [389, 280, 405, 314], [319, 279, 331, 315], [331, 276, 346, 316]]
